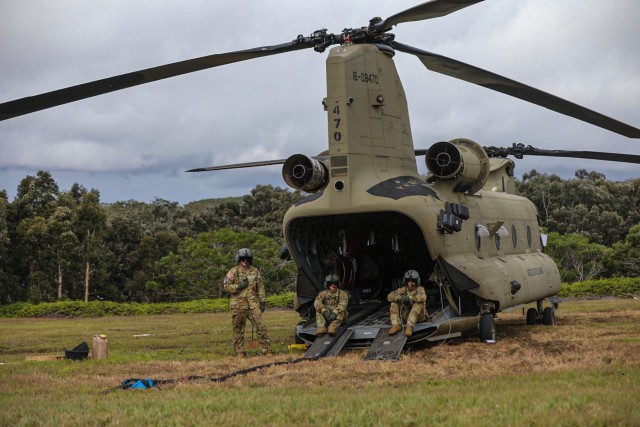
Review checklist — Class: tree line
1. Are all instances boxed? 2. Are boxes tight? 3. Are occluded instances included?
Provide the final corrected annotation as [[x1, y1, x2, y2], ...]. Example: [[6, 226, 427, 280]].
[[517, 169, 640, 282], [0, 171, 300, 304], [1, 169, 638, 304]]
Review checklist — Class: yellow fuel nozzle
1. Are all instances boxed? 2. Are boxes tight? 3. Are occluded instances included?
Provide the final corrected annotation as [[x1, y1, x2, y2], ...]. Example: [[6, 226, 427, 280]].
[[287, 343, 307, 351]]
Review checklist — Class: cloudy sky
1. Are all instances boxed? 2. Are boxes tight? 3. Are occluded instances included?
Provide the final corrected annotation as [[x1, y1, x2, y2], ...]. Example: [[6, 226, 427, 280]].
[[1, 0, 639, 205]]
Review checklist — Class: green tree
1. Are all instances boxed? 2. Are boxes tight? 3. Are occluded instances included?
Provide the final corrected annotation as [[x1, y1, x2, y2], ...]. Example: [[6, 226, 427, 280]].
[[47, 206, 79, 300], [192, 200, 241, 233], [240, 185, 302, 238], [518, 170, 565, 228], [0, 191, 17, 303], [519, 170, 639, 247], [4, 171, 62, 302], [153, 229, 296, 302], [124, 231, 181, 302], [547, 232, 610, 282], [12, 171, 59, 220], [0, 191, 8, 258], [74, 191, 109, 302], [104, 214, 144, 300], [608, 224, 640, 277], [16, 216, 55, 301]]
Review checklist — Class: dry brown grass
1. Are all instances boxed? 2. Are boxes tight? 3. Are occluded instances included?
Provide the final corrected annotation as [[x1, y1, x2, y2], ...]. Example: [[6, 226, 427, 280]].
[[62, 299, 640, 392], [225, 303, 638, 389]]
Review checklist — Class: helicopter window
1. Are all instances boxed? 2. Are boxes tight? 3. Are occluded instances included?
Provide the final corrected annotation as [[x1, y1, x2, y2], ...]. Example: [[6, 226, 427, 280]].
[[475, 225, 489, 250], [495, 226, 508, 250], [511, 225, 517, 248], [526, 225, 532, 247]]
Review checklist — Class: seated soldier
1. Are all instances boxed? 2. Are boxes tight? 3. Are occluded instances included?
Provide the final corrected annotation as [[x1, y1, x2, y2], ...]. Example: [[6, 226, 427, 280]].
[[314, 274, 349, 336], [387, 269, 427, 337]]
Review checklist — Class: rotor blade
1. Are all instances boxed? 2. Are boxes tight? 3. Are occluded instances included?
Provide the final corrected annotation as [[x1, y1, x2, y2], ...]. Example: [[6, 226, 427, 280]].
[[417, 146, 640, 164], [392, 42, 640, 138], [0, 41, 312, 122], [494, 146, 640, 164], [523, 149, 640, 164], [186, 159, 286, 172], [377, 0, 484, 31]]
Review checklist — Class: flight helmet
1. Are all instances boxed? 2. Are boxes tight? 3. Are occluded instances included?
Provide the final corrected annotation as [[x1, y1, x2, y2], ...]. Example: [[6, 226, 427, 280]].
[[236, 248, 253, 264], [324, 274, 341, 289], [404, 269, 421, 285]]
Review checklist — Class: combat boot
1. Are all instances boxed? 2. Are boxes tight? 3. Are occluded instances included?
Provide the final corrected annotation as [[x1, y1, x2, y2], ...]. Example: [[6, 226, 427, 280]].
[[316, 326, 327, 335], [405, 325, 413, 337], [328, 321, 338, 336], [388, 325, 402, 335]]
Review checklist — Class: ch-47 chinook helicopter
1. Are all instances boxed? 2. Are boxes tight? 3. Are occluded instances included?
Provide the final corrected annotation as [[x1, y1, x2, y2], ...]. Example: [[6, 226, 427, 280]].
[[1, 0, 639, 355]]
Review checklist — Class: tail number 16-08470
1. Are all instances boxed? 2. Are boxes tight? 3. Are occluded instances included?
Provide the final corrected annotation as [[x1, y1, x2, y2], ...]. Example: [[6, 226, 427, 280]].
[[353, 72, 378, 84]]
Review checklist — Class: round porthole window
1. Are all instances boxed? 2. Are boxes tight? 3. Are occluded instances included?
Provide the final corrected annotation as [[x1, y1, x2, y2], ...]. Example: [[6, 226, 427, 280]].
[[475, 225, 489, 251]]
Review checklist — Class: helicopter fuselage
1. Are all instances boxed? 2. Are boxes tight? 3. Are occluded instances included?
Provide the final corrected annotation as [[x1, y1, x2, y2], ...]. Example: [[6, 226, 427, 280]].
[[282, 42, 560, 346]]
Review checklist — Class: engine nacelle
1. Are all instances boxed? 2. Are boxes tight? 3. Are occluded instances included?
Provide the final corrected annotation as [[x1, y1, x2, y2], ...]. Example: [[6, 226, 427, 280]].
[[282, 154, 328, 193], [425, 138, 490, 194]]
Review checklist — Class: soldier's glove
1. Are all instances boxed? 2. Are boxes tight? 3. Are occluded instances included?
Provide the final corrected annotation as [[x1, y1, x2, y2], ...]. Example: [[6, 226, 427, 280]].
[[237, 278, 249, 291], [260, 301, 266, 313], [322, 310, 332, 322], [400, 295, 410, 306], [329, 312, 338, 322]]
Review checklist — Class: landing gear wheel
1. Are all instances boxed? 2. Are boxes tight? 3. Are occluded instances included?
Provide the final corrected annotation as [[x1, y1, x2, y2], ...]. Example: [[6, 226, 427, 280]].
[[542, 307, 555, 326], [479, 313, 496, 343], [526, 308, 538, 325]]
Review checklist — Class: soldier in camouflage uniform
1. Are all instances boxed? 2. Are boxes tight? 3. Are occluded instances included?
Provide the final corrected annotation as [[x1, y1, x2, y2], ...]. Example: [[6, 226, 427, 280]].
[[223, 248, 271, 357], [387, 270, 427, 337], [314, 274, 349, 336]]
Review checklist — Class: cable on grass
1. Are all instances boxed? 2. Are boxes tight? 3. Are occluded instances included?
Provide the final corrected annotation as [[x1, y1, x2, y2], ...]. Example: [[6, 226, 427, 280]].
[[101, 303, 383, 394], [100, 356, 318, 394]]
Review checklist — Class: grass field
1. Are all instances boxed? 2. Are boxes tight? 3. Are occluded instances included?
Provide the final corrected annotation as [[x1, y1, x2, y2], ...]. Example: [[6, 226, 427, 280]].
[[1, 299, 639, 426]]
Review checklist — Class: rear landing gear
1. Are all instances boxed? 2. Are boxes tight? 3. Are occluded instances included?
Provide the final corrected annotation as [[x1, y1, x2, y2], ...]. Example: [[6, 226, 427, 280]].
[[479, 313, 496, 343], [525, 300, 556, 325], [542, 306, 555, 325]]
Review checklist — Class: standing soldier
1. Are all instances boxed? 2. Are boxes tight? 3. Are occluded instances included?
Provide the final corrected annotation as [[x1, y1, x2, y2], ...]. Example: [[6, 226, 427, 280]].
[[387, 270, 427, 337], [223, 248, 271, 357], [314, 274, 349, 336]]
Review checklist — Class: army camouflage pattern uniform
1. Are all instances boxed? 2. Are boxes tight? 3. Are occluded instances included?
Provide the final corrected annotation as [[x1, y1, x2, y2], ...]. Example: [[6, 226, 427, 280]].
[[387, 285, 427, 327], [223, 265, 271, 356], [314, 288, 349, 328]]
